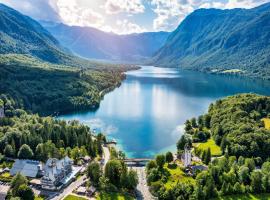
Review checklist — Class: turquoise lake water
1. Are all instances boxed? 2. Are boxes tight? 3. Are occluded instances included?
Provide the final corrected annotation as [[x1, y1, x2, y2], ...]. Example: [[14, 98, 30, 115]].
[[60, 66, 270, 158]]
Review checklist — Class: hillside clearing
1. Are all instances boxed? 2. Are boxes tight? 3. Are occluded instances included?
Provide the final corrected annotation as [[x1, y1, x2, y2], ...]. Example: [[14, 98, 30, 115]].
[[193, 138, 222, 157]]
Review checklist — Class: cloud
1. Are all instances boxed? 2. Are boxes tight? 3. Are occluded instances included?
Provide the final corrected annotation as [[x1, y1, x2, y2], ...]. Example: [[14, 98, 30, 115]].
[[1, 0, 269, 33], [56, 0, 104, 27], [225, 0, 270, 9], [151, 0, 193, 31], [0, 0, 61, 21], [104, 0, 145, 14], [105, 19, 147, 34]]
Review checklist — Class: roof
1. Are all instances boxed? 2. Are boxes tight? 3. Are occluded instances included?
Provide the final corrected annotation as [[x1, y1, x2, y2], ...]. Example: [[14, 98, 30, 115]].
[[30, 179, 41, 185], [191, 165, 208, 171], [43, 156, 72, 182], [10, 159, 41, 178]]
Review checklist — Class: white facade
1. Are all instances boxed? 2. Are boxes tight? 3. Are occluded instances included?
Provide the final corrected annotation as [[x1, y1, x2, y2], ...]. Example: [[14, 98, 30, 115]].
[[41, 156, 73, 190]]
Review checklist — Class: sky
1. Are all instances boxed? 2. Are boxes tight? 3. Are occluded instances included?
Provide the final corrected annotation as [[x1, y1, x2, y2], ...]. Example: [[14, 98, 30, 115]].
[[0, 0, 269, 34]]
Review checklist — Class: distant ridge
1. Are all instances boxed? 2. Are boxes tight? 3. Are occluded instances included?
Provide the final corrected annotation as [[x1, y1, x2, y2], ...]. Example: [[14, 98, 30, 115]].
[[152, 2, 270, 79], [40, 21, 170, 63]]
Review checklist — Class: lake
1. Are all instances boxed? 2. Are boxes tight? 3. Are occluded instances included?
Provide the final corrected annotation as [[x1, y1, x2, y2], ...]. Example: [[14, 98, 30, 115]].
[[60, 66, 270, 158]]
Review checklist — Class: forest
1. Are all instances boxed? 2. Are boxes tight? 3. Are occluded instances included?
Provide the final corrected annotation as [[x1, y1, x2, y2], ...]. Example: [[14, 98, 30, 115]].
[[0, 54, 136, 115], [146, 94, 270, 200], [0, 94, 104, 163]]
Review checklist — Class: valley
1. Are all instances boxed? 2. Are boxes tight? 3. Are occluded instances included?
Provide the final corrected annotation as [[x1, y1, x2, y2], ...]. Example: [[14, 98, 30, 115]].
[[0, 1, 269, 200]]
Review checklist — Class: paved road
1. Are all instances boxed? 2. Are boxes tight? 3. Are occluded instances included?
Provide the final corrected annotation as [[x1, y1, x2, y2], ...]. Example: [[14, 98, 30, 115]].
[[50, 174, 86, 200], [134, 167, 155, 200]]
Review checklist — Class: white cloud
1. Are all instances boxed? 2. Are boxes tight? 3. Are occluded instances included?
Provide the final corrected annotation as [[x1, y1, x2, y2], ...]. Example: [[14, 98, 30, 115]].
[[225, 0, 270, 9], [104, 0, 145, 14], [115, 19, 146, 34], [1, 0, 269, 33], [151, 0, 194, 31], [56, 0, 104, 27]]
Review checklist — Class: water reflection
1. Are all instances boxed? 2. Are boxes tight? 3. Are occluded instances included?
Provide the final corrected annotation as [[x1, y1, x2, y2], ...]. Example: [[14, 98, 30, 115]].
[[60, 66, 270, 158]]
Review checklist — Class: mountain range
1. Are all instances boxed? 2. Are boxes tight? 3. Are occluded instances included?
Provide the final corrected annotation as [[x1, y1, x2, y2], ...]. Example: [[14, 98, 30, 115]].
[[40, 21, 170, 63], [152, 3, 270, 79], [0, 2, 270, 79], [0, 3, 73, 64]]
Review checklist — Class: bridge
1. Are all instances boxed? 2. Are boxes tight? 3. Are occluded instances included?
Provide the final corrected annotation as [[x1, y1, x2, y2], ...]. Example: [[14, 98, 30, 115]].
[[123, 158, 151, 166]]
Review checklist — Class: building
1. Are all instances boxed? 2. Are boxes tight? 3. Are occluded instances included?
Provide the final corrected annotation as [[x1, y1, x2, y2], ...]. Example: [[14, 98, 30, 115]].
[[182, 144, 192, 167], [10, 159, 43, 178], [0, 185, 9, 200], [41, 156, 73, 190]]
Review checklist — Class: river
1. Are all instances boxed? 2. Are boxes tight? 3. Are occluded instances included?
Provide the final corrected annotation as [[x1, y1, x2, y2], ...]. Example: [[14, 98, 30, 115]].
[[60, 66, 270, 158]]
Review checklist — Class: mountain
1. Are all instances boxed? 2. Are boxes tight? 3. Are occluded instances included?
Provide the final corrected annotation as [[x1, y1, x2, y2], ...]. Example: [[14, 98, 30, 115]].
[[152, 3, 270, 79], [40, 21, 170, 62], [0, 3, 75, 64], [0, 3, 137, 115]]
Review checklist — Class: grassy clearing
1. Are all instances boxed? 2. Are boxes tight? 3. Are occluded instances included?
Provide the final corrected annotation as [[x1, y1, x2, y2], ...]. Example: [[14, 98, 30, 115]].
[[164, 163, 195, 189], [63, 195, 87, 200], [0, 172, 11, 178], [262, 118, 270, 130], [213, 193, 270, 200], [97, 192, 135, 200], [34, 196, 45, 200], [193, 138, 222, 157]]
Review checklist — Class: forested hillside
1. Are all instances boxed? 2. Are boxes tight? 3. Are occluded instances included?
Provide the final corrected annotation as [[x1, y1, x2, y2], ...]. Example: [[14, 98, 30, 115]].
[[147, 94, 270, 199], [41, 21, 170, 62], [208, 94, 270, 159], [0, 95, 104, 162], [0, 54, 130, 115], [152, 3, 270, 79], [0, 3, 71, 64], [0, 4, 137, 115]]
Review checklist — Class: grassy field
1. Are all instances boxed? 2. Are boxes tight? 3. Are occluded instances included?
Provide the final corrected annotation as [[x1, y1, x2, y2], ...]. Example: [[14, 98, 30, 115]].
[[193, 138, 222, 157], [164, 163, 195, 189], [213, 193, 270, 200], [97, 192, 135, 200], [63, 195, 87, 200], [262, 118, 270, 130]]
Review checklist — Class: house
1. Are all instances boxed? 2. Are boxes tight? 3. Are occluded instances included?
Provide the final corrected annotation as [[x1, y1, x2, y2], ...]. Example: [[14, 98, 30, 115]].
[[41, 156, 73, 190], [10, 159, 43, 178]]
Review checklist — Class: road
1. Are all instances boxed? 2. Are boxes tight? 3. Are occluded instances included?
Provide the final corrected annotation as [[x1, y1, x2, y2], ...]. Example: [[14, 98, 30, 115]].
[[49, 174, 86, 200], [134, 167, 155, 200]]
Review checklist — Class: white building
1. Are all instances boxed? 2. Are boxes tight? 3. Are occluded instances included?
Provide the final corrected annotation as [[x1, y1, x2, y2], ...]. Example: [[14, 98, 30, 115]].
[[182, 145, 192, 167], [41, 156, 73, 190]]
